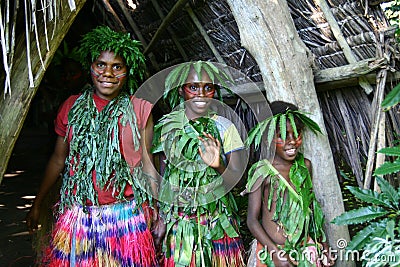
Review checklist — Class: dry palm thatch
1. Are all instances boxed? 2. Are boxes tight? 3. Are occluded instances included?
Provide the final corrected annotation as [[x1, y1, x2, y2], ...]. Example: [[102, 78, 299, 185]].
[[287, 0, 400, 187], [0, 0, 77, 96]]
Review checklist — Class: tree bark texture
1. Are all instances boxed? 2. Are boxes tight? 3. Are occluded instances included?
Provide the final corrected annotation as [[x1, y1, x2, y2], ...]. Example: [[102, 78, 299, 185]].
[[0, 0, 87, 183], [226, 0, 353, 265]]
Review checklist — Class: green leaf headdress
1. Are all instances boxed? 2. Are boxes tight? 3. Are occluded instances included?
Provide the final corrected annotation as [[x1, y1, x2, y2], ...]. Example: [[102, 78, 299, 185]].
[[77, 26, 146, 94], [163, 61, 234, 109], [245, 105, 323, 150]]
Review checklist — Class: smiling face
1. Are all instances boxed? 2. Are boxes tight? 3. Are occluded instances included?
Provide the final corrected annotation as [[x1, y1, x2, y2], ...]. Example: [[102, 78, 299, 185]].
[[90, 50, 127, 100], [179, 68, 216, 119], [273, 120, 303, 164]]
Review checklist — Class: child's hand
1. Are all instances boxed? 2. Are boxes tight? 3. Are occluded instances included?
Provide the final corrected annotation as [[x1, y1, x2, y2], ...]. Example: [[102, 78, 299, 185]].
[[198, 132, 221, 168]]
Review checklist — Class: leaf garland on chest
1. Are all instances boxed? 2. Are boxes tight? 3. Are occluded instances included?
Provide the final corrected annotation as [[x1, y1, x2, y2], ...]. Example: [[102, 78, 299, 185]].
[[247, 154, 325, 260], [59, 89, 149, 212]]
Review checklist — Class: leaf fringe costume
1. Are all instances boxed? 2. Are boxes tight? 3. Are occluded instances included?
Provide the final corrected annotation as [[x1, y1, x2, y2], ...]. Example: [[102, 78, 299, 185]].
[[245, 109, 327, 267], [153, 61, 245, 267], [41, 26, 158, 267]]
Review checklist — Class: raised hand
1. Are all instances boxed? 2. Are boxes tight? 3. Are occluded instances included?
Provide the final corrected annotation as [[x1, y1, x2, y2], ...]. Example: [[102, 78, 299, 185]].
[[198, 132, 221, 169]]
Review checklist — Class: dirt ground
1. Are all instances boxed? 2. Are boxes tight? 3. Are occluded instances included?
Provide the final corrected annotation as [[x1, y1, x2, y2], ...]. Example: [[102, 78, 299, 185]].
[[0, 126, 51, 267]]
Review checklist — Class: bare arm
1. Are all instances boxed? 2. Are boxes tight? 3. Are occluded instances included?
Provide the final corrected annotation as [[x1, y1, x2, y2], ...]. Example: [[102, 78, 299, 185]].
[[140, 113, 166, 250], [26, 135, 68, 232], [247, 185, 278, 251], [140, 113, 160, 196]]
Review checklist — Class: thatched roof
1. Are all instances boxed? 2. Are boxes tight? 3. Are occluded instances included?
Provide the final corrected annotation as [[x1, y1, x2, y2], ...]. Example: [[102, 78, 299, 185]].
[[2, 0, 399, 188]]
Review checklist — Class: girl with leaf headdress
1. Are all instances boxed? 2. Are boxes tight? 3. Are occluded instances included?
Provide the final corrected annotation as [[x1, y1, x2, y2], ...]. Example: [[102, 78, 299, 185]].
[[245, 101, 334, 267], [153, 61, 246, 266], [26, 26, 160, 266]]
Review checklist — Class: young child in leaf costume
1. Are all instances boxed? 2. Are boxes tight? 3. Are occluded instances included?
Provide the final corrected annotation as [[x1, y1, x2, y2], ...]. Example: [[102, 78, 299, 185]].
[[26, 26, 163, 266], [244, 101, 334, 267], [152, 61, 246, 266]]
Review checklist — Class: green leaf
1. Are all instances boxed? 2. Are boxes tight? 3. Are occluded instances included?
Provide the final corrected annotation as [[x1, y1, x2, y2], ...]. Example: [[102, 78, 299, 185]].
[[202, 63, 215, 83], [279, 114, 287, 141], [218, 213, 238, 238], [193, 61, 203, 79], [375, 176, 400, 206], [377, 146, 400, 157], [374, 160, 400, 176], [346, 220, 388, 250], [267, 116, 278, 146], [381, 82, 400, 110], [386, 220, 395, 240], [346, 186, 392, 207], [288, 112, 299, 138], [294, 111, 322, 135], [332, 206, 389, 225]]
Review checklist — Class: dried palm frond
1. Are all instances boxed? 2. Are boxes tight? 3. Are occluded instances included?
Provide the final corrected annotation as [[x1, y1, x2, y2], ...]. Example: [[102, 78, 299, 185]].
[[0, 0, 76, 96]]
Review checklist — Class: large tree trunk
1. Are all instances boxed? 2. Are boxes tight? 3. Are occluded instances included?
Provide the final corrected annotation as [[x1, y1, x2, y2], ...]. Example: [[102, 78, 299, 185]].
[[227, 0, 352, 265], [0, 0, 87, 183]]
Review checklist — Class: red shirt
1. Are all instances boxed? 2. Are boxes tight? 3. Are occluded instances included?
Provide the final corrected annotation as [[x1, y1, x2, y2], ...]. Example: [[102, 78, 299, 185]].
[[55, 92, 152, 204]]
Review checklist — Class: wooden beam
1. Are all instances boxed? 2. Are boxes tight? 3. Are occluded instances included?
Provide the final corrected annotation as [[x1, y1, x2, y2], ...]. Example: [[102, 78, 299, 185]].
[[314, 0, 374, 94], [186, 6, 225, 64], [369, 0, 392, 6], [149, 0, 188, 60], [144, 0, 189, 55], [115, 0, 160, 71], [101, 0, 126, 32]]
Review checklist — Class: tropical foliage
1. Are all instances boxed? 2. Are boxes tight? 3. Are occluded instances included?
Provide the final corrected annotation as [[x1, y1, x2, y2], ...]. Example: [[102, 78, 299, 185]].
[[332, 176, 400, 266]]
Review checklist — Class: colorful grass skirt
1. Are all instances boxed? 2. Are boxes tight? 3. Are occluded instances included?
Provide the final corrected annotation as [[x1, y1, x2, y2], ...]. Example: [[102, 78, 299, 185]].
[[41, 200, 158, 267]]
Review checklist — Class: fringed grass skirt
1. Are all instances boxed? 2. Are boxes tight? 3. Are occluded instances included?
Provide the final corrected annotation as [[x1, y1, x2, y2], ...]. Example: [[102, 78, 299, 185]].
[[41, 200, 158, 267]]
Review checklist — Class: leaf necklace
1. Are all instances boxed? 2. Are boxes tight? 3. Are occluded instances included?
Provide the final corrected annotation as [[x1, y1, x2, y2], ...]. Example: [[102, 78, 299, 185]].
[[59, 89, 148, 212]]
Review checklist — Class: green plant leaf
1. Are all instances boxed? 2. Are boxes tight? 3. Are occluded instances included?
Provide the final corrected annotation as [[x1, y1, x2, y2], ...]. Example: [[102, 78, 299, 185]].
[[332, 206, 389, 225], [288, 112, 299, 138], [374, 160, 400, 176], [294, 111, 323, 135], [267, 116, 277, 146], [386, 220, 395, 240], [346, 186, 392, 207], [375, 176, 400, 206], [381, 82, 400, 110], [279, 114, 287, 141], [377, 146, 400, 157], [346, 219, 388, 250]]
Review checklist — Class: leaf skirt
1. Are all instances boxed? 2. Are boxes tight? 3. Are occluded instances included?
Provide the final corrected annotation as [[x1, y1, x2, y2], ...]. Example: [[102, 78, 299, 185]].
[[163, 213, 245, 267]]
